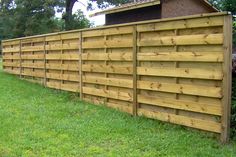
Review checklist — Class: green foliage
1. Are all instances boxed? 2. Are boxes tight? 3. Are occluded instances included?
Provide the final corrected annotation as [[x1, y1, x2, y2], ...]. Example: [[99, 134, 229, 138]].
[[0, 66, 235, 156], [63, 10, 92, 31], [208, 0, 236, 46], [232, 78, 236, 140], [0, 0, 91, 40]]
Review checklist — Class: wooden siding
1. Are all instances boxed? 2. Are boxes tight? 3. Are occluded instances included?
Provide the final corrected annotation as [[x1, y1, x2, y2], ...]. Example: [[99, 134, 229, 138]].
[[2, 12, 232, 143]]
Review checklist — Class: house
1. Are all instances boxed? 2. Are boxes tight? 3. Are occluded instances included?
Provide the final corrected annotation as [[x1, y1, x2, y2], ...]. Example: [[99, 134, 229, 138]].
[[90, 0, 219, 25]]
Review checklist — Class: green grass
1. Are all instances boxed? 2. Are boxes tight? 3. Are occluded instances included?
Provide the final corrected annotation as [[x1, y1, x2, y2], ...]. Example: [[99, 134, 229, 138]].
[[0, 64, 235, 157]]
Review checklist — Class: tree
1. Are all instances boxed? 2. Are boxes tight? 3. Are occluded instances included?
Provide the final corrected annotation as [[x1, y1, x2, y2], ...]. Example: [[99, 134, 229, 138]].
[[208, 0, 236, 45], [64, 0, 131, 30]]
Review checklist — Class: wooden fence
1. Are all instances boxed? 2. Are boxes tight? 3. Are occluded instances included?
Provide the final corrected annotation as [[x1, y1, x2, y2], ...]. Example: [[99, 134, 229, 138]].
[[1, 12, 232, 143]]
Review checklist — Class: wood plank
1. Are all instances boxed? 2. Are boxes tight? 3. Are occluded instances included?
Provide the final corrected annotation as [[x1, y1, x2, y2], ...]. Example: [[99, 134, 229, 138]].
[[21, 62, 44, 69], [2, 40, 20, 46], [60, 32, 80, 40], [82, 39, 133, 49], [82, 64, 133, 74], [46, 73, 79, 82], [138, 109, 221, 133], [137, 52, 223, 62], [3, 69, 20, 75], [83, 76, 133, 88], [46, 63, 79, 71], [138, 34, 223, 47], [82, 52, 132, 61], [46, 54, 80, 60], [21, 45, 44, 52], [22, 71, 44, 78], [137, 16, 224, 32], [45, 43, 79, 50], [3, 55, 21, 60], [106, 102, 133, 114], [61, 83, 79, 92], [83, 87, 133, 101], [3, 48, 20, 53], [21, 54, 44, 60], [138, 94, 222, 116], [221, 15, 232, 143], [21, 37, 45, 43], [137, 67, 223, 80], [82, 26, 133, 37], [3, 62, 20, 67], [137, 80, 222, 98]]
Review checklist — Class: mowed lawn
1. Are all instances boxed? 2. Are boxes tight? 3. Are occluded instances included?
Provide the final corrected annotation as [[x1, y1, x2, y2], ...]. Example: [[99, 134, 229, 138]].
[[0, 63, 236, 157]]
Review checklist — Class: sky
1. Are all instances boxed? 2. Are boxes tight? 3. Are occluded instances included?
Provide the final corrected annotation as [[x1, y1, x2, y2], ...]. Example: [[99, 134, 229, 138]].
[[56, 0, 106, 26]]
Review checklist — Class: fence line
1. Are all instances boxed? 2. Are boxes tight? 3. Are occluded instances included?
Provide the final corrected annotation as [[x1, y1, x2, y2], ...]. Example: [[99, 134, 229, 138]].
[[2, 12, 232, 143]]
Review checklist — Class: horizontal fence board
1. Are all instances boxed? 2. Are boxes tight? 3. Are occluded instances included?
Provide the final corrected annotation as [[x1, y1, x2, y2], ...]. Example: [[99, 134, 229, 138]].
[[46, 63, 79, 71], [137, 16, 224, 32], [46, 73, 79, 82], [45, 43, 79, 51], [137, 67, 223, 80], [83, 76, 133, 88], [137, 52, 223, 62], [22, 71, 44, 78], [83, 87, 133, 101], [137, 80, 222, 98], [138, 109, 221, 133], [21, 46, 44, 52], [46, 54, 80, 60], [138, 34, 223, 47], [82, 65, 133, 74], [2, 48, 20, 53], [82, 52, 133, 61], [82, 40, 133, 49], [82, 26, 133, 37], [138, 95, 222, 116], [21, 54, 44, 60], [22, 63, 44, 69]]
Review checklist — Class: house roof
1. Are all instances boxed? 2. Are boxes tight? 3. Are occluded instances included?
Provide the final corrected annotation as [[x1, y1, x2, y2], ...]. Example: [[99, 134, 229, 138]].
[[90, 0, 219, 17], [90, 0, 161, 17]]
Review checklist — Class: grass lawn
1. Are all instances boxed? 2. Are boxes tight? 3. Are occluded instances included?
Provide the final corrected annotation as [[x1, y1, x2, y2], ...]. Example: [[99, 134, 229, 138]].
[[0, 63, 236, 157]]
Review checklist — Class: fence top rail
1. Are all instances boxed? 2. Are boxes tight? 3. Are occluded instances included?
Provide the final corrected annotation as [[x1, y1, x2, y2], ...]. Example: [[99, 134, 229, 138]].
[[2, 11, 230, 43]]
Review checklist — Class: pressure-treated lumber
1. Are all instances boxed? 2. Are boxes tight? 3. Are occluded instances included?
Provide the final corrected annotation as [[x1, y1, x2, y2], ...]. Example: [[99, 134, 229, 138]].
[[1, 13, 232, 143], [221, 15, 232, 143]]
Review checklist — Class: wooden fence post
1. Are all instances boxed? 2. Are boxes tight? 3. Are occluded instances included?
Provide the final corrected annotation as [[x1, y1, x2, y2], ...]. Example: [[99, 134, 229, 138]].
[[43, 37, 47, 87], [79, 32, 83, 100], [133, 25, 137, 116], [19, 40, 22, 78], [221, 14, 232, 143]]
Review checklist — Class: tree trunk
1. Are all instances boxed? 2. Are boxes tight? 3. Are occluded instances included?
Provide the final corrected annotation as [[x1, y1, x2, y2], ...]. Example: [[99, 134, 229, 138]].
[[64, 0, 77, 30]]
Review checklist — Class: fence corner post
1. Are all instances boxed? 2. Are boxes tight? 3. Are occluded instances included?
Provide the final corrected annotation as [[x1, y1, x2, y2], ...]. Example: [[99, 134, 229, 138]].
[[221, 14, 233, 144]]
